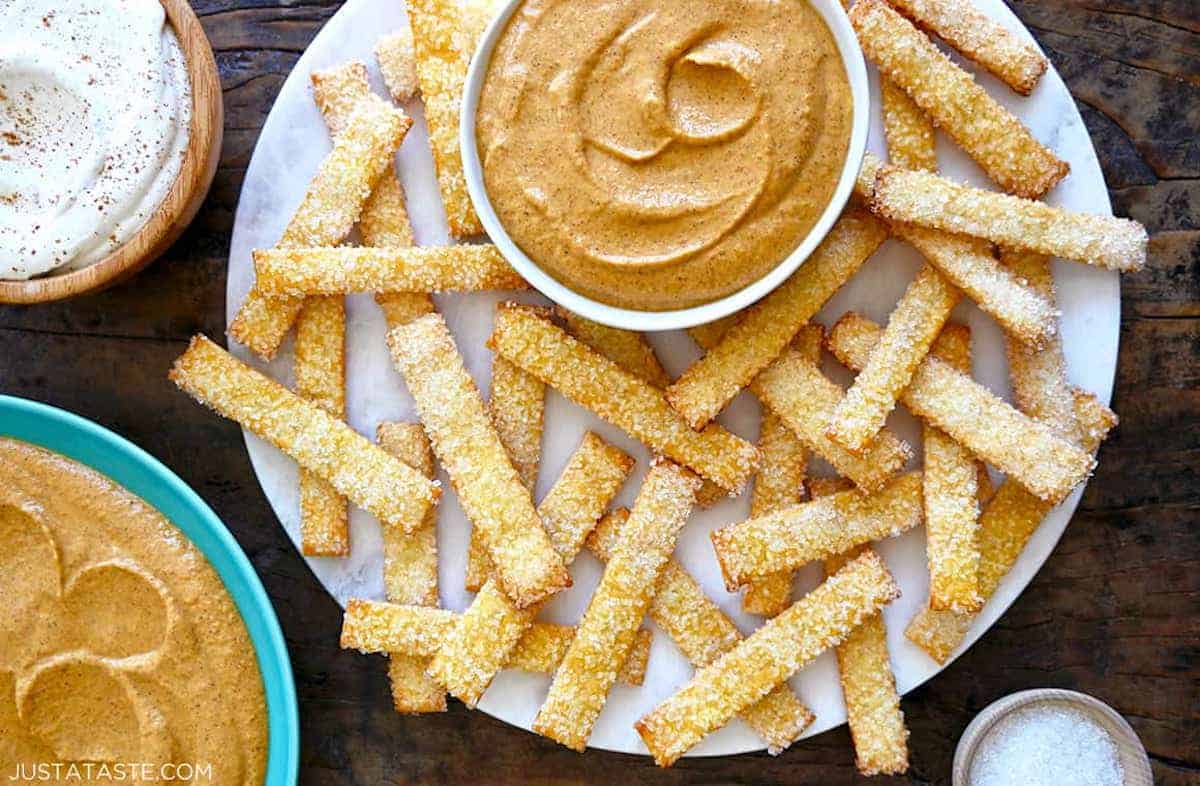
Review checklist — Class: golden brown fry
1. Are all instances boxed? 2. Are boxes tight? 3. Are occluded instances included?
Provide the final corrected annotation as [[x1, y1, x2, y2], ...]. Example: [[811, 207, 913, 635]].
[[886, 0, 1047, 95], [406, 0, 482, 237], [375, 30, 420, 102], [229, 94, 410, 358], [891, 223, 1055, 347], [376, 421, 445, 713], [923, 325, 983, 613], [489, 303, 758, 493], [508, 625, 653, 687], [387, 313, 569, 608], [874, 166, 1147, 272], [295, 296, 349, 556], [341, 601, 649, 685], [666, 212, 889, 429], [587, 509, 815, 752], [742, 410, 808, 616], [752, 349, 913, 493], [928, 324, 996, 515], [428, 432, 632, 706], [252, 245, 526, 297], [534, 461, 699, 751], [828, 314, 1095, 503], [823, 547, 908, 776], [559, 308, 672, 388], [311, 60, 371, 137], [742, 330, 821, 617], [711, 472, 923, 589], [636, 550, 901, 767], [297, 60, 369, 560], [850, 0, 1066, 199], [827, 265, 959, 454], [907, 389, 1116, 662], [807, 476, 855, 499], [375, 423, 439, 607], [882, 77, 936, 172], [170, 335, 439, 527], [466, 354, 546, 589], [1001, 250, 1082, 444]]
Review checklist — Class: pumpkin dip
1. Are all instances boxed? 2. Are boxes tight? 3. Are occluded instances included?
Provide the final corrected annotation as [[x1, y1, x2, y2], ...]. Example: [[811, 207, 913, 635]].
[[0, 439, 267, 785], [476, 0, 853, 311]]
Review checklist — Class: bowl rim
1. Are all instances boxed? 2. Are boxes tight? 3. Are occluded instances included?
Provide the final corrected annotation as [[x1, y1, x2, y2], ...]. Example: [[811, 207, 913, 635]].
[[0, 394, 300, 786], [952, 688, 1153, 786], [0, 0, 223, 305], [459, 0, 871, 331]]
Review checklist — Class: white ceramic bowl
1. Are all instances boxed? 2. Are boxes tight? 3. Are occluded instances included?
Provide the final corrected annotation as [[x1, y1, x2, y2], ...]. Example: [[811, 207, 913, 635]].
[[460, 0, 870, 331], [952, 689, 1153, 786]]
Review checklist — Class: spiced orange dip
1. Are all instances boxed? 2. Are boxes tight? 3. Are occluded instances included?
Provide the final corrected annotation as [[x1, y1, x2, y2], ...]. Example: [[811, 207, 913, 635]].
[[0, 439, 267, 785], [476, 0, 853, 311]]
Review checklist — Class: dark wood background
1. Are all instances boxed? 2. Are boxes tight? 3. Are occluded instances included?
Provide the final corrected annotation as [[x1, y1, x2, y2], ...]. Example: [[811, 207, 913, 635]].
[[1, 1, 1196, 783]]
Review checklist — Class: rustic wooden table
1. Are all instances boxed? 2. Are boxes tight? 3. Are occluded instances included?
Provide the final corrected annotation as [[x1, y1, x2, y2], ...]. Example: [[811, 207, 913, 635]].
[[1, 1, 1196, 783]]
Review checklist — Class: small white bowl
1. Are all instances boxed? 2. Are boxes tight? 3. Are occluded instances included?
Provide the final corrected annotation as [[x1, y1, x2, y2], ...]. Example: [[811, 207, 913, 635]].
[[952, 689, 1153, 786], [460, 0, 870, 332]]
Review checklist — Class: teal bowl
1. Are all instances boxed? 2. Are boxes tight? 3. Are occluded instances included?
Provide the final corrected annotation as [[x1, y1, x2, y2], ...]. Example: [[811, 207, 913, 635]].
[[0, 394, 299, 785]]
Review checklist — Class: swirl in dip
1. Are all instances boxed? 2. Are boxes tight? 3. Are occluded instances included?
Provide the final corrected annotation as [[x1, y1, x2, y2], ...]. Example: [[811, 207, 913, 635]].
[[0, 0, 191, 280], [476, 0, 852, 311], [0, 439, 266, 784]]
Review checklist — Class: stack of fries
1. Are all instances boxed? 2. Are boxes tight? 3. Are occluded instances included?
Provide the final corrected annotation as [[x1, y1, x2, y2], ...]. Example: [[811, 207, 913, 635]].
[[170, 0, 1139, 772]]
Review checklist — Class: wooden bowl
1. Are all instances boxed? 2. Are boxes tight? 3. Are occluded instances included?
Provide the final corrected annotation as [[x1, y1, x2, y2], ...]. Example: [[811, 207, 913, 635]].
[[952, 689, 1153, 786], [0, 0, 223, 305]]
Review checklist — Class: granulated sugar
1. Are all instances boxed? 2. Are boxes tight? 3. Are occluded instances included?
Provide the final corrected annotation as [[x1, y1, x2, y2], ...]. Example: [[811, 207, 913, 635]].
[[969, 704, 1124, 786]]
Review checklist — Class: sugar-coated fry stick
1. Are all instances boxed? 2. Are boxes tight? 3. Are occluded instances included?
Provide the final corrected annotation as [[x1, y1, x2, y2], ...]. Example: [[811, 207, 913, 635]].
[[428, 432, 632, 705], [387, 313, 569, 608], [229, 94, 410, 358], [907, 388, 1117, 662], [874, 167, 1147, 272], [666, 212, 888, 429], [742, 330, 821, 617], [407, 0, 482, 237], [923, 325, 982, 612], [850, 0, 1066, 199], [170, 335, 438, 527], [460, 0, 504, 47], [534, 461, 699, 751], [891, 223, 1055, 347], [464, 355, 546, 589], [375, 30, 420, 102], [752, 349, 913, 493], [489, 303, 758, 493], [295, 296, 349, 556], [882, 77, 936, 172], [508, 626, 652, 687], [637, 550, 901, 767], [886, 0, 1047, 95], [376, 422, 444, 713], [827, 265, 959, 454], [742, 410, 808, 616], [252, 245, 527, 297], [297, 60, 371, 560], [375, 423, 440, 607], [341, 601, 650, 685], [711, 472, 923, 589], [587, 509, 815, 753], [824, 547, 909, 776], [311, 59, 418, 254], [828, 314, 1094, 502], [559, 308, 672, 388], [1001, 250, 1082, 444]]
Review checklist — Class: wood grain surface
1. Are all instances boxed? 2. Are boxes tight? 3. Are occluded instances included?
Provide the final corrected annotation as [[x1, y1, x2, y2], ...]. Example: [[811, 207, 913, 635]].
[[0, 1, 1196, 783]]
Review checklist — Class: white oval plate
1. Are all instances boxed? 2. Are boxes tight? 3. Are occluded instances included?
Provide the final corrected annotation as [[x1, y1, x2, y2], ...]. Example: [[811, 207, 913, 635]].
[[226, 0, 1119, 758]]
